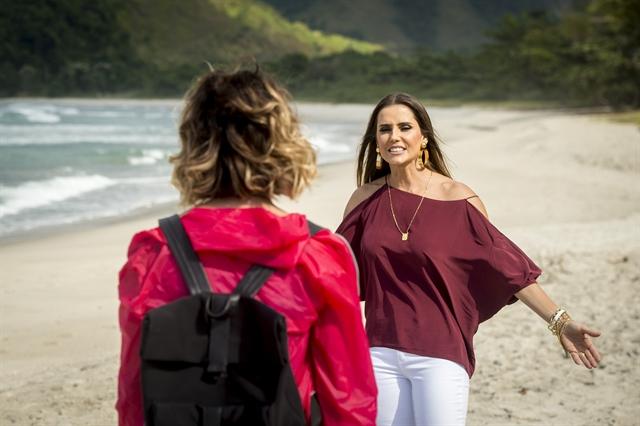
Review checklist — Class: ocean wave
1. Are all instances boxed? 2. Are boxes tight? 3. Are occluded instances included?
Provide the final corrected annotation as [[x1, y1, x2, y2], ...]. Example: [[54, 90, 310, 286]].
[[85, 110, 137, 118], [0, 174, 116, 217], [118, 176, 169, 185], [56, 106, 80, 116], [128, 149, 167, 166], [0, 131, 177, 146], [310, 136, 352, 154], [7, 105, 61, 123]]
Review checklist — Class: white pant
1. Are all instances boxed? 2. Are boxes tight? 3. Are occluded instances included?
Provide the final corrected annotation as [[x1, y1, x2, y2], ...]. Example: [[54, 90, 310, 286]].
[[371, 347, 470, 426]]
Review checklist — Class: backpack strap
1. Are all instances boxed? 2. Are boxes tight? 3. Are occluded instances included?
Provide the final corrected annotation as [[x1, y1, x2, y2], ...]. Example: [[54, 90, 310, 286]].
[[159, 215, 210, 295], [233, 265, 276, 297], [160, 215, 325, 297], [234, 219, 325, 297], [307, 219, 323, 237]]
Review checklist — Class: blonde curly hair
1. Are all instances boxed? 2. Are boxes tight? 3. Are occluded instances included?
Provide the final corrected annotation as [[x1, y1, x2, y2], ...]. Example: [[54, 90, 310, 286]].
[[171, 68, 316, 206]]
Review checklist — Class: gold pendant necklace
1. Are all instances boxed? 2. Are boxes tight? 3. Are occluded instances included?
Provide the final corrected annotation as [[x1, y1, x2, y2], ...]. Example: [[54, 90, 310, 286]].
[[386, 171, 433, 241]]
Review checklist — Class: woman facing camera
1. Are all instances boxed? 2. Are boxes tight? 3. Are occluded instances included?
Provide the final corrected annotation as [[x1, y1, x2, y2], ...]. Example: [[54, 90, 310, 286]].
[[117, 69, 377, 425], [336, 92, 601, 426]]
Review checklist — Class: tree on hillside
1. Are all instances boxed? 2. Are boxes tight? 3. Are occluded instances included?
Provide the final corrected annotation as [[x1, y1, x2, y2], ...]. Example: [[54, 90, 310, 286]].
[[473, 0, 639, 108], [572, 0, 640, 106], [0, 0, 139, 96]]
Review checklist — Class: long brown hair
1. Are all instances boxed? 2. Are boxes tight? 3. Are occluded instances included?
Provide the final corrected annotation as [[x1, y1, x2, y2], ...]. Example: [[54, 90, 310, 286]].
[[357, 93, 452, 186], [171, 68, 316, 205]]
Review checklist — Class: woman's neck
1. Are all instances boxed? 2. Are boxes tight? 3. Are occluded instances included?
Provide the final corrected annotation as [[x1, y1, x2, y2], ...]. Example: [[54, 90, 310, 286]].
[[197, 197, 288, 216], [387, 166, 432, 194]]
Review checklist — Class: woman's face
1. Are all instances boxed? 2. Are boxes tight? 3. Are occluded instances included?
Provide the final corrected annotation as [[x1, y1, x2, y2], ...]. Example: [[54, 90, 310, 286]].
[[375, 104, 424, 168]]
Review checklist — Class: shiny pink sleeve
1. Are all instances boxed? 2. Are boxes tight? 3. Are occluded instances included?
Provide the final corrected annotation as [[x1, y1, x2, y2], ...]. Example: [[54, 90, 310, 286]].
[[116, 230, 164, 426], [303, 232, 377, 425]]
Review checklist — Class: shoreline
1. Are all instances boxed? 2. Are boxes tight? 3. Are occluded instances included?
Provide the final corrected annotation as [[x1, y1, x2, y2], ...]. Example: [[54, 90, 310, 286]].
[[0, 159, 357, 247], [0, 201, 179, 247], [4, 96, 637, 116]]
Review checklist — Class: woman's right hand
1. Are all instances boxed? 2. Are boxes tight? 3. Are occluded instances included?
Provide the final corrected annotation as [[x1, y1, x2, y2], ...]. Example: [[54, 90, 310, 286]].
[[560, 320, 602, 369]]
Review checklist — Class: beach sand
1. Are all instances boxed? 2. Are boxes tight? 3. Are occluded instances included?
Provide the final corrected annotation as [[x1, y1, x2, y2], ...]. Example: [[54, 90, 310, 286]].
[[1, 106, 638, 425]]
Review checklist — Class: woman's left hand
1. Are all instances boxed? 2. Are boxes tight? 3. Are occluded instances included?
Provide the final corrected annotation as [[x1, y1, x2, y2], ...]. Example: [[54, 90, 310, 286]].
[[560, 321, 602, 369]]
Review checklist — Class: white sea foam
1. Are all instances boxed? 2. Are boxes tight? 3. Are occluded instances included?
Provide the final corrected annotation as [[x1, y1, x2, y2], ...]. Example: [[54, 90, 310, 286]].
[[0, 175, 116, 217], [86, 110, 137, 118], [118, 176, 169, 185], [310, 136, 351, 154], [58, 107, 80, 115], [128, 149, 167, 166], [0, 126, 176, 145], [9, 105, 61, 123]]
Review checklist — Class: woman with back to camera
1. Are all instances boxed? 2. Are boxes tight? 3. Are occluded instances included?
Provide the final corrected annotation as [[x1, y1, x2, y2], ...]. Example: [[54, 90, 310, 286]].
[[336, 93, 602, 426], [116, 68, 377, 425]]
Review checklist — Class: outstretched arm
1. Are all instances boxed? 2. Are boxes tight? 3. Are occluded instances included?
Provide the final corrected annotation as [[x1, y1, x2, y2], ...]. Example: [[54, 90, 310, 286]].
[[515, 283, 602, 369], [457, 186, 603, 369]]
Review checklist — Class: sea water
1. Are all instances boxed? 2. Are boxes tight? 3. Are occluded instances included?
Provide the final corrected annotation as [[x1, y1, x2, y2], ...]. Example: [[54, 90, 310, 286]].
[[0, 99, 366, 238]]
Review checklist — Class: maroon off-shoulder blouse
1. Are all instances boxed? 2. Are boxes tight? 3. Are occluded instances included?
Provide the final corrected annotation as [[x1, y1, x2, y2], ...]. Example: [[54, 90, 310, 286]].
[[336, 184, 541, 377]]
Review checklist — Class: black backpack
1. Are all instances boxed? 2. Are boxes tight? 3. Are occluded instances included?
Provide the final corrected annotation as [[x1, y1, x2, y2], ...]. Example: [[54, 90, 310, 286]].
[[140, 214, 323, 426]]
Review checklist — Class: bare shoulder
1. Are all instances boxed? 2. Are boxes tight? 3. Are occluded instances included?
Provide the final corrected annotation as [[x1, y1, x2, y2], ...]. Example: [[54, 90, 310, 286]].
[[343, 177, 385, 218], [440, 180, 489, 219]]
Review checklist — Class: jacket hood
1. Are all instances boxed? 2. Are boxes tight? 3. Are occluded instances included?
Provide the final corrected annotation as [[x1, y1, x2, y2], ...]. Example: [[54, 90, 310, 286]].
[[180, 207, 310, 270]]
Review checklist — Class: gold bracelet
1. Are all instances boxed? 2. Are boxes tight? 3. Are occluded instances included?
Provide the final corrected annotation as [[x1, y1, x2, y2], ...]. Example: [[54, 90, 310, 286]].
[[557, 318, 570, 337], [557, 316, 571, 348], [548, 307, 572, 357], [548, 308, 566, 332]]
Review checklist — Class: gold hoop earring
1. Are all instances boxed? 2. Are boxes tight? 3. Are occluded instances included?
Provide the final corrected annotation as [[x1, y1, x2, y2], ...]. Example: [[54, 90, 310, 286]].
[[376, 146, 382, 170], [417, 139, 428, 169]]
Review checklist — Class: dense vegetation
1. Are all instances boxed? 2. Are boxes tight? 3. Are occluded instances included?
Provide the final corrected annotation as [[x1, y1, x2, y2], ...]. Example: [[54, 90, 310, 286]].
[[267, 0, 639, 108], [0, 0, 380, 96], [1, 0, 637, 108], [0, 0, 141, 95], [261, 0, 577, 51]]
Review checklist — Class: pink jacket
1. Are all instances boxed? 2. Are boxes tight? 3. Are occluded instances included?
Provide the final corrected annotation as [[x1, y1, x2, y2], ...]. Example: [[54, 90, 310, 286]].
[[117, 207, 377, 425]]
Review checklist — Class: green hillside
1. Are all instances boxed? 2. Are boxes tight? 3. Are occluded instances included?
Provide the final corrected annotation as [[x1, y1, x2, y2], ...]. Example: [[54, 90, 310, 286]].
[[210, 0, 382, 56], [2, 0, 636, 109], [263, 0, 638, 109], [262, 0, 577, 51], [120, 0, 382, 66], [0, 0, 381, 96]]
